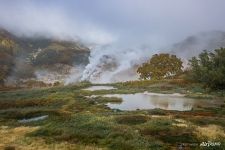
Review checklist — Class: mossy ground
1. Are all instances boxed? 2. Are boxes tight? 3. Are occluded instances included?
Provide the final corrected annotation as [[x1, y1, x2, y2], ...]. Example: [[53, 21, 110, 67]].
[[0, 80, 224, 149]]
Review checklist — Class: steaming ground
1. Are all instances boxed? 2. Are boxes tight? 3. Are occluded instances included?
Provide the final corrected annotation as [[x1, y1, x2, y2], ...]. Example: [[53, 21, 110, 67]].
[[80, 45, 151, 83], [1, 25, 225, 85], [70, 30, 225, 83], [1, 28, 225, 85], [1, 1, 225, 85]]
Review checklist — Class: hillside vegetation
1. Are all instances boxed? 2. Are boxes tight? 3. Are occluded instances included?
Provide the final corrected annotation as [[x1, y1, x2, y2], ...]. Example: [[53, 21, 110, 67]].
[[0, 29, 90, 86]]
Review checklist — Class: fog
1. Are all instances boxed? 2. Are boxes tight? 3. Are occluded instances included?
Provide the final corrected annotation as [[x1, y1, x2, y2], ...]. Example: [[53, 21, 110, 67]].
[[1, 0, 225, 83]]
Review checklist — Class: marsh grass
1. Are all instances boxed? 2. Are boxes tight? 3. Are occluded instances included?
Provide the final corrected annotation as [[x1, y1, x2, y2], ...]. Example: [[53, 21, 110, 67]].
[[91, 96, 123, 104], [148, 109, 167, 115], [0, 80, 224, 149], [115, 115, 148, 125]]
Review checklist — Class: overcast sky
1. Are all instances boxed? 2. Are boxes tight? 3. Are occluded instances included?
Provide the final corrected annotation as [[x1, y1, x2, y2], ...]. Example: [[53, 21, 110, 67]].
[[0, 0, 225, 48]]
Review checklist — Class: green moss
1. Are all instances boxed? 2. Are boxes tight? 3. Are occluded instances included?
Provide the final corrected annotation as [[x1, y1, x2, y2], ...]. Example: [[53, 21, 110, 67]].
[[30, 114, 113, 143], [92, 96, 123, 104], [115, 115, 148, 125], [148, 109, 166, 115], [139, 118, 173, 136]]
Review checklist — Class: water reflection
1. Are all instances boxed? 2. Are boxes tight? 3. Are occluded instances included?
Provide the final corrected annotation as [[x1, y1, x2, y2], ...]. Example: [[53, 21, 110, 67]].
[[18, 115, 48, 123], [103, 93, 195, 111]]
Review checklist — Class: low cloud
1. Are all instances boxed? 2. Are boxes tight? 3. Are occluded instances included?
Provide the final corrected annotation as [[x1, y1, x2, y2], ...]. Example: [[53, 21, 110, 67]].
[[1, 0, 225, 83]]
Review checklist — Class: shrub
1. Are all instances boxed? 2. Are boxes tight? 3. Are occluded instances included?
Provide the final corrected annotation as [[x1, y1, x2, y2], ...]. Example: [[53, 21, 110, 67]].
[[188, 48, 225, 89], [137, 53, 183, 80]]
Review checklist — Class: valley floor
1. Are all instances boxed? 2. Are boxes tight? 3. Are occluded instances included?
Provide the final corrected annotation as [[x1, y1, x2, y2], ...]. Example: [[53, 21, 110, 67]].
[[0, 80, 224, 150]]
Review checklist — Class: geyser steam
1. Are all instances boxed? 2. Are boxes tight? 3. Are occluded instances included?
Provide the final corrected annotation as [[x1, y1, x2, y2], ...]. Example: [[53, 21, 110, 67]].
[[1, 0, 225, 84], [81, 45, 152, 83]]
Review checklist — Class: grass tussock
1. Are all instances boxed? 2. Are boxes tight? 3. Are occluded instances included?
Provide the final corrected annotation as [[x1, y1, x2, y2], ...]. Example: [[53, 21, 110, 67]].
[[195, 125, 225, 140], [0, 99, 54, 109], [115, 115, 148, 125]]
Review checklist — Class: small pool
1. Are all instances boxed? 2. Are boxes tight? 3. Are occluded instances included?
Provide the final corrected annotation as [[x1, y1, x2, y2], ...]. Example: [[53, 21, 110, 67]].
[[18, 115, 48, 123], [97, 92, 220, 111], [83, 86, 117, 91]]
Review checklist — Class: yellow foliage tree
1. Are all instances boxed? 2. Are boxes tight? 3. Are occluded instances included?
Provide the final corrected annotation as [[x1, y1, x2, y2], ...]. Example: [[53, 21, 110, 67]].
[[137, 53, 183, 80]]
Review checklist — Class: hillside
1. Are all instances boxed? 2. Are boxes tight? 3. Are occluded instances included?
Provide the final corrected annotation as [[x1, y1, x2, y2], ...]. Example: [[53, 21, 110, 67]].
[[170, 31, 225, 58], [0, 29, 90, 86]]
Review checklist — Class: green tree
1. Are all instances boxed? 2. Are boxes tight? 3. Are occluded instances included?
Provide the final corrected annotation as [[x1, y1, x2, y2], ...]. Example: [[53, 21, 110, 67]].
[[188, 48, 225, 89], [137, 53, 183, 80]]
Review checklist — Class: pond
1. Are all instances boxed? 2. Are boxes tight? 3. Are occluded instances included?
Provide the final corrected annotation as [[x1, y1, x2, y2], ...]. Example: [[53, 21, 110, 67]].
[[98, 92, 220, 111], [18, 115, 48, 123], [83, 86, 117, 91]]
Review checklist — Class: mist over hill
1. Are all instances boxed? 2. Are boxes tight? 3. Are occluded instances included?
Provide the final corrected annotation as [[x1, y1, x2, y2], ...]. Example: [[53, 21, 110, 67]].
[[170, 31, 225, 58], [79, 31, 225, 83], [0, 29, 90, 86], [1, 28, 225, 86], [1, 1, 225, 85]]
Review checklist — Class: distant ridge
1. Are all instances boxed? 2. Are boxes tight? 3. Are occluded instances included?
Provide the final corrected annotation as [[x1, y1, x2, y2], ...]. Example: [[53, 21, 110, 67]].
[[170, 30, 225, 58]]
